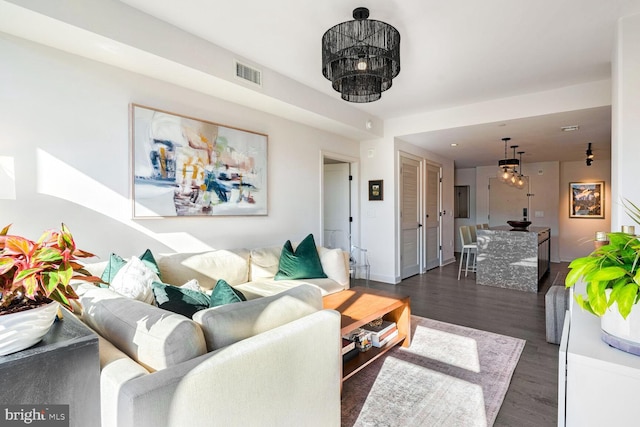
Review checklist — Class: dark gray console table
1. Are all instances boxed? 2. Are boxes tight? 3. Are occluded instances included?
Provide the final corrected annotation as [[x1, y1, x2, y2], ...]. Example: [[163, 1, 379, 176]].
[[0, 310, 100, 427]]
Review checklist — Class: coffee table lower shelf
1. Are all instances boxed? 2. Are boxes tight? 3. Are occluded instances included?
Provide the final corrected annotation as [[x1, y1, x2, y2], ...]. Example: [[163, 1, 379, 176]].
[[343, 333, 407, 381], [323, 286, 411, 382]]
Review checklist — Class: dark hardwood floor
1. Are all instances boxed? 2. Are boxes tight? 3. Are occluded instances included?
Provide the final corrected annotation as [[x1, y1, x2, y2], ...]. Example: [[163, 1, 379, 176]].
[[351, 258, 567, 427]]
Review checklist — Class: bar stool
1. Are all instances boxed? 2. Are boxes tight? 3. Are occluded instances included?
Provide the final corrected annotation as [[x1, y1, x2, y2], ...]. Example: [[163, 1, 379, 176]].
[[458, 226, 477, 280], [469, 224, 478, 243]]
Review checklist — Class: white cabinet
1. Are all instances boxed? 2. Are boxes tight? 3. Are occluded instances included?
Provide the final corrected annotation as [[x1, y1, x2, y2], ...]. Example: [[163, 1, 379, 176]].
[[559, 294, 640, 426]]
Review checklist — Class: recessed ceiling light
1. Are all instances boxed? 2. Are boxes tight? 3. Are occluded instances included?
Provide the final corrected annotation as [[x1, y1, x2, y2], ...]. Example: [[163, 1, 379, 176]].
[[561, 125, 580, 132], [451, 143, 458, 147]]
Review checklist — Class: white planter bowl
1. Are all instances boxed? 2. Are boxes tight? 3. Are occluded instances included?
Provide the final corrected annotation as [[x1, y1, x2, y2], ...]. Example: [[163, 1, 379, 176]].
[[601, 300, 640, 355], [0, 301, 58, 356]]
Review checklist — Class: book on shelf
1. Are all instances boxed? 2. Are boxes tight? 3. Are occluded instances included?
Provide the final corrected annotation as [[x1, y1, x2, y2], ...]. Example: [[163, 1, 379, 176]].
[[372, 328, 398, 347], [361, 320, 395, 335], [360, 320, 398, 347], [342, 346, 359, 363], [341, 338, 356, 355]]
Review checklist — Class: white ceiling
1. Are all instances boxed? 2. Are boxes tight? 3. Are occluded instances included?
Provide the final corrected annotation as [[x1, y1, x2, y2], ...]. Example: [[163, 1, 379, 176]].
[[4, 0, 639, 167], [115, 0, 640, 167]]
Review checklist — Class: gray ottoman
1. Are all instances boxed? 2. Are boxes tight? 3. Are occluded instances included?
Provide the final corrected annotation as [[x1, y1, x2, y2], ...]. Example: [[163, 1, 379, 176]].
[[545, 285, 570, 344]]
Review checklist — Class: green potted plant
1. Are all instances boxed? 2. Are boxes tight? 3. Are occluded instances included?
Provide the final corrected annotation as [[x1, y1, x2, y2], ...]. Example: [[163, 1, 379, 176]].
[[0, 223, 101, 355], [565, 199, 640, 352]]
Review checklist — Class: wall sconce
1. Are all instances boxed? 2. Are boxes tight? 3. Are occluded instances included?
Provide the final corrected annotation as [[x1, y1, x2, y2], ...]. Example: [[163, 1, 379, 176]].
[[586, 142, 594, 166]]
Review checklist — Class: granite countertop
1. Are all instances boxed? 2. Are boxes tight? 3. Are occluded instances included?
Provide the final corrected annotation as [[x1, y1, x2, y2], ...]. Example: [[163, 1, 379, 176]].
[[483, 225, 550, 233]]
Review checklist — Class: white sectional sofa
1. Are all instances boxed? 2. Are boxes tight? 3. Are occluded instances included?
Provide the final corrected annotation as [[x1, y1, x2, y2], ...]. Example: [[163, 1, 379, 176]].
[[75, 244, 349, 427], [154, 245, 350, 299]]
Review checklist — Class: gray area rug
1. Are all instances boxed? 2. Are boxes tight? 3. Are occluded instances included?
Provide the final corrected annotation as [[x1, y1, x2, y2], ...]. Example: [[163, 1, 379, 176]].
[[341, 316, 525, 427]]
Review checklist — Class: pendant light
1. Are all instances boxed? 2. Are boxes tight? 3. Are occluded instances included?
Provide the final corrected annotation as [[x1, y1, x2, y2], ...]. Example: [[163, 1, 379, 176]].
[[497, 137, 519, 181], [516, 151, 526, 189]]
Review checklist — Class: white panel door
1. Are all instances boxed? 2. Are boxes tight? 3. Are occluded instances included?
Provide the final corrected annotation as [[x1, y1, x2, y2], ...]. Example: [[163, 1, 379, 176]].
[[323, 163, 350, 251], [425, 164, 441, 270], [489, 177, 529, 227], [401, 156, 421, 279]]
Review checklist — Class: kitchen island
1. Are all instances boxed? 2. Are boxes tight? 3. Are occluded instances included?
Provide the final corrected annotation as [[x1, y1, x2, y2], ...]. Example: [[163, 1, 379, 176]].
[[476, 226, 550, 292]]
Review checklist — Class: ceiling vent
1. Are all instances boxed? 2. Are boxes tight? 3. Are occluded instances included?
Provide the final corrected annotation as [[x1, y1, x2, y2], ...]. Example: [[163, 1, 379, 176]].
[[234, 60, 262, 87]]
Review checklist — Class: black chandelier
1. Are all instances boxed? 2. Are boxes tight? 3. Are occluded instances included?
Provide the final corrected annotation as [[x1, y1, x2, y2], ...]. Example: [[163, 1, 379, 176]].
[[321, 7, 401, 103], [498, 137, 519, 170]]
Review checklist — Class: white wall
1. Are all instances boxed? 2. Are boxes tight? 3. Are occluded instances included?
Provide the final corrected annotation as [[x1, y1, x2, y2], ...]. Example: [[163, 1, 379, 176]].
[[0, 34, 359, 259], [612, 13, 640, 229], [559, 160, 611, 261], [475, 161, 561, 262], [454, 168, 476, 252]]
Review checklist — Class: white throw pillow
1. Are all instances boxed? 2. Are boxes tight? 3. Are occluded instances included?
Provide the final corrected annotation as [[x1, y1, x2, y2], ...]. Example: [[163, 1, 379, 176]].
[[181, 279, 201, 292], [318, 247, 350, 287], [110, 256, 159, 304]]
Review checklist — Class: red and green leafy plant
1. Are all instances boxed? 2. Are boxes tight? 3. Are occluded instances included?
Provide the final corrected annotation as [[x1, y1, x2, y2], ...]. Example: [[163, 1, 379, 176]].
[[0, 223, 101, 314]]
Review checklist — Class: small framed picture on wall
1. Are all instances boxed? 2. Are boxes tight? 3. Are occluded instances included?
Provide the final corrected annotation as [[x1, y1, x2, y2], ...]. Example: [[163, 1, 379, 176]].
[[569, 181, 604, 218], [369, 180, 383, 201]]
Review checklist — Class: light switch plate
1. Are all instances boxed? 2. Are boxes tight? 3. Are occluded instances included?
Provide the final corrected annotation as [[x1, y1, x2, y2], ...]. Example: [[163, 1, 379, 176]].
[[535, 211, 544, 218]]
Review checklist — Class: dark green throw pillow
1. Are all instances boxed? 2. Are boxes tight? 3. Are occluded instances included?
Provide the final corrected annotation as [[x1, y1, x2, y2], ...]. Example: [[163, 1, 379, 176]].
[[274, 233, 327, 280], [101, 249, 161, 283], [152, 282, 211, 318], [210, 279, 247, 307]]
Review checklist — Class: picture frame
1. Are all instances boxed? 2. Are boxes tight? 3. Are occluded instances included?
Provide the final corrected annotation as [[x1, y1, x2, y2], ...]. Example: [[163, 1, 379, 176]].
[[369, 180, 383, 201], [569, 181, 604, 218], [131, 104, 268, 218]]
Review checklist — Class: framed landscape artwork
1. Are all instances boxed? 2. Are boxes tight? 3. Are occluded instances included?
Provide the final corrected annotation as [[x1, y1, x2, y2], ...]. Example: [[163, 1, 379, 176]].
[[569, 181, 604, 218], [131, 104, 268, 218], [369, 180, 383, 201]]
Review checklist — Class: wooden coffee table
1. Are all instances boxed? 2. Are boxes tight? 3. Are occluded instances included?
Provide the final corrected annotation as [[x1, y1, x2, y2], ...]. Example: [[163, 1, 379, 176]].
[[323, 286, 411, 381]]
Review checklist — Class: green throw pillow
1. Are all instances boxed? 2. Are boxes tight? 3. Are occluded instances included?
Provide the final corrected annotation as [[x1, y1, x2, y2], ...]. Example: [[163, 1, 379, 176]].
[[101, 249, 161, 283], [274, 233, 327, 280], [152, 282, 211, 318], [210, 279, 247, 307]]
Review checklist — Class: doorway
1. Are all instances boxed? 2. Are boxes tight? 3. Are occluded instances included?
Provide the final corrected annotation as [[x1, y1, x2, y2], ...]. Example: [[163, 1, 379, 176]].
[[425, 163, 441, 270], [322, 153, 359, 255], [323, 161, 350, 251], [400, 155, 421, 279]]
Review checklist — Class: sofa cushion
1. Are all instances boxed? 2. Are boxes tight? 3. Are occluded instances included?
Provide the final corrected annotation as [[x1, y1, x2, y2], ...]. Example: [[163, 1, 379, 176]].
[[193, 284, 322, 351], [249, 246, 281, 280], [101, 249, 161, 283], [80, 286, 207, 372], [275, 234, 327, 280], [210, 279, 247, 307], [157, 249, 250, 289], [109, 256, 160, 304], [235, 278, 345, 300], [152, 282, 211, 318]]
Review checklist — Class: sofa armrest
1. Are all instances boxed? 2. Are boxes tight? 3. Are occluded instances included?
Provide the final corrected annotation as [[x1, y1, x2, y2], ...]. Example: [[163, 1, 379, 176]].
[[111, 309, 341, 427], [97, 336, 149, 427]]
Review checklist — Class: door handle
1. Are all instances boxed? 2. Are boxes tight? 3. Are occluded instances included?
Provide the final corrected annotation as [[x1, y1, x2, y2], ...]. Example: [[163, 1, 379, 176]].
[[418, 224, 423, 227]]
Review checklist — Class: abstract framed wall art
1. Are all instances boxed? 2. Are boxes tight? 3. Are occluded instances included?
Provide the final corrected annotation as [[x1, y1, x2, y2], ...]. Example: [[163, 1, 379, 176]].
[[569, 181, 604, 218], [131, 104, 268, 217]]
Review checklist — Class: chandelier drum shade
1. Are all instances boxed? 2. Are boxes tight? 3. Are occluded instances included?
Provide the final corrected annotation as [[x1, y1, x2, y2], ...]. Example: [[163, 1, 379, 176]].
[[321, 7, 401, 103]]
